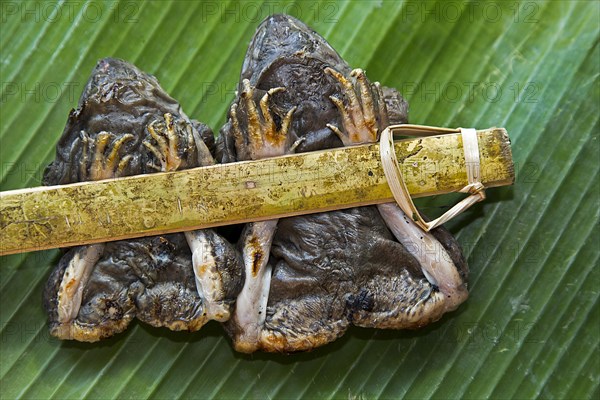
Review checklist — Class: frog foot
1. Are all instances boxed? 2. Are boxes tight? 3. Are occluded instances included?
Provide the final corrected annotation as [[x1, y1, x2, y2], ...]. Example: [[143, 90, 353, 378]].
[[144, 113, 191, 172], [80, 131, 134, 181], [230, 79, 297, 160], [325, 67, 389, 145]]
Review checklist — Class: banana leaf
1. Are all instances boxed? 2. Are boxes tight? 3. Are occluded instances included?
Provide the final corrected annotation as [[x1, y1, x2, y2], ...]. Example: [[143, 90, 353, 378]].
[[1, 1, 598, 398]]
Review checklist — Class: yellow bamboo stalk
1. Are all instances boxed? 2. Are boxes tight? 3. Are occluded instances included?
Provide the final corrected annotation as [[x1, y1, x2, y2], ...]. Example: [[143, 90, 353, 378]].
[[0, 128, 513, 256]]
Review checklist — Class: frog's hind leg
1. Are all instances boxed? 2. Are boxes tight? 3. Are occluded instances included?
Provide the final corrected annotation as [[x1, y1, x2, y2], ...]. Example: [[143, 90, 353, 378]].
[[45, 245, 107, 341], [43, 244, 136, 342], [184, 229, 243, 323], [230, 219, 278, 352], [376, 203, 468, 312]]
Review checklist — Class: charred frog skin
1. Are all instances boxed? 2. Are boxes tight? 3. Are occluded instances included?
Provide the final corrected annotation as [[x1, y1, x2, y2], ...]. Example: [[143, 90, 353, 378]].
[[44, 235, 202, 341], [217, 15, 408, 161], [220, 15, 468, 352], [43, 58, 243, 342], [43, 58, 214, 184], [42, 17, 469, 351]]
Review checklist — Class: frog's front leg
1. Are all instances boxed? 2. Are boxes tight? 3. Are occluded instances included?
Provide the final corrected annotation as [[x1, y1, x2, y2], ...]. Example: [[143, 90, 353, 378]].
[[325, 67, 468, 313], [324, 67, 389, 145], [79, 131, 134, 180], [227, 79, 297, 352], [143, 113, 196, 172], [144, 113, 239, 324], [230, 79, 297, 160]]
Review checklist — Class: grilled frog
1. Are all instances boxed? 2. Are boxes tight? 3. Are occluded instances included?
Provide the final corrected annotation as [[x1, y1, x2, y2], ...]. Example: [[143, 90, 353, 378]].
[[43, 58, 243, 341], [219, 14, 468, 352]]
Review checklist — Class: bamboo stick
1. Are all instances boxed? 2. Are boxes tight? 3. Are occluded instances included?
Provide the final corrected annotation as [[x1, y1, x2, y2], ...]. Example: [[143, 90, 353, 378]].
[[0, 128, 513, 256]]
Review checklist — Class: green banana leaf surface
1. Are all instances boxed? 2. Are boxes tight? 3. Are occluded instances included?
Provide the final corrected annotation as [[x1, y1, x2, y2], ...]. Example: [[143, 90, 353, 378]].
[[1, 1, 598, 398]]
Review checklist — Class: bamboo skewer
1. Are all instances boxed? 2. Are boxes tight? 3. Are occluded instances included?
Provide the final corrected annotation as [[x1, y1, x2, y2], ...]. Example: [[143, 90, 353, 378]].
[[0, 128, 513, 256]]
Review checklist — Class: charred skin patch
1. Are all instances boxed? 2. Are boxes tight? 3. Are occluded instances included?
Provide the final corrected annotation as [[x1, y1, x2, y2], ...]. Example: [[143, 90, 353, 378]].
[[346, 289, 375, 314], [104, 300, 124, 320], [248, 236, 264, 277]]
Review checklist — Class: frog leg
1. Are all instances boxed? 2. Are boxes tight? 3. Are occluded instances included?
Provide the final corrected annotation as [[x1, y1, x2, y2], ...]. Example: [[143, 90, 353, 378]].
[[79, 131, 134, 180], [51, 252, 136, 343], [143, 113, 191, 172], [184, 230, 236, 323], [50, 244, 107, 341], [229, 79, 296, 161], [325, 67, 468, 313], [377, 203, 468, 312], [229, 219, 278, 352], [324, 67, 388, 145], [228, 80, 297, 352]]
